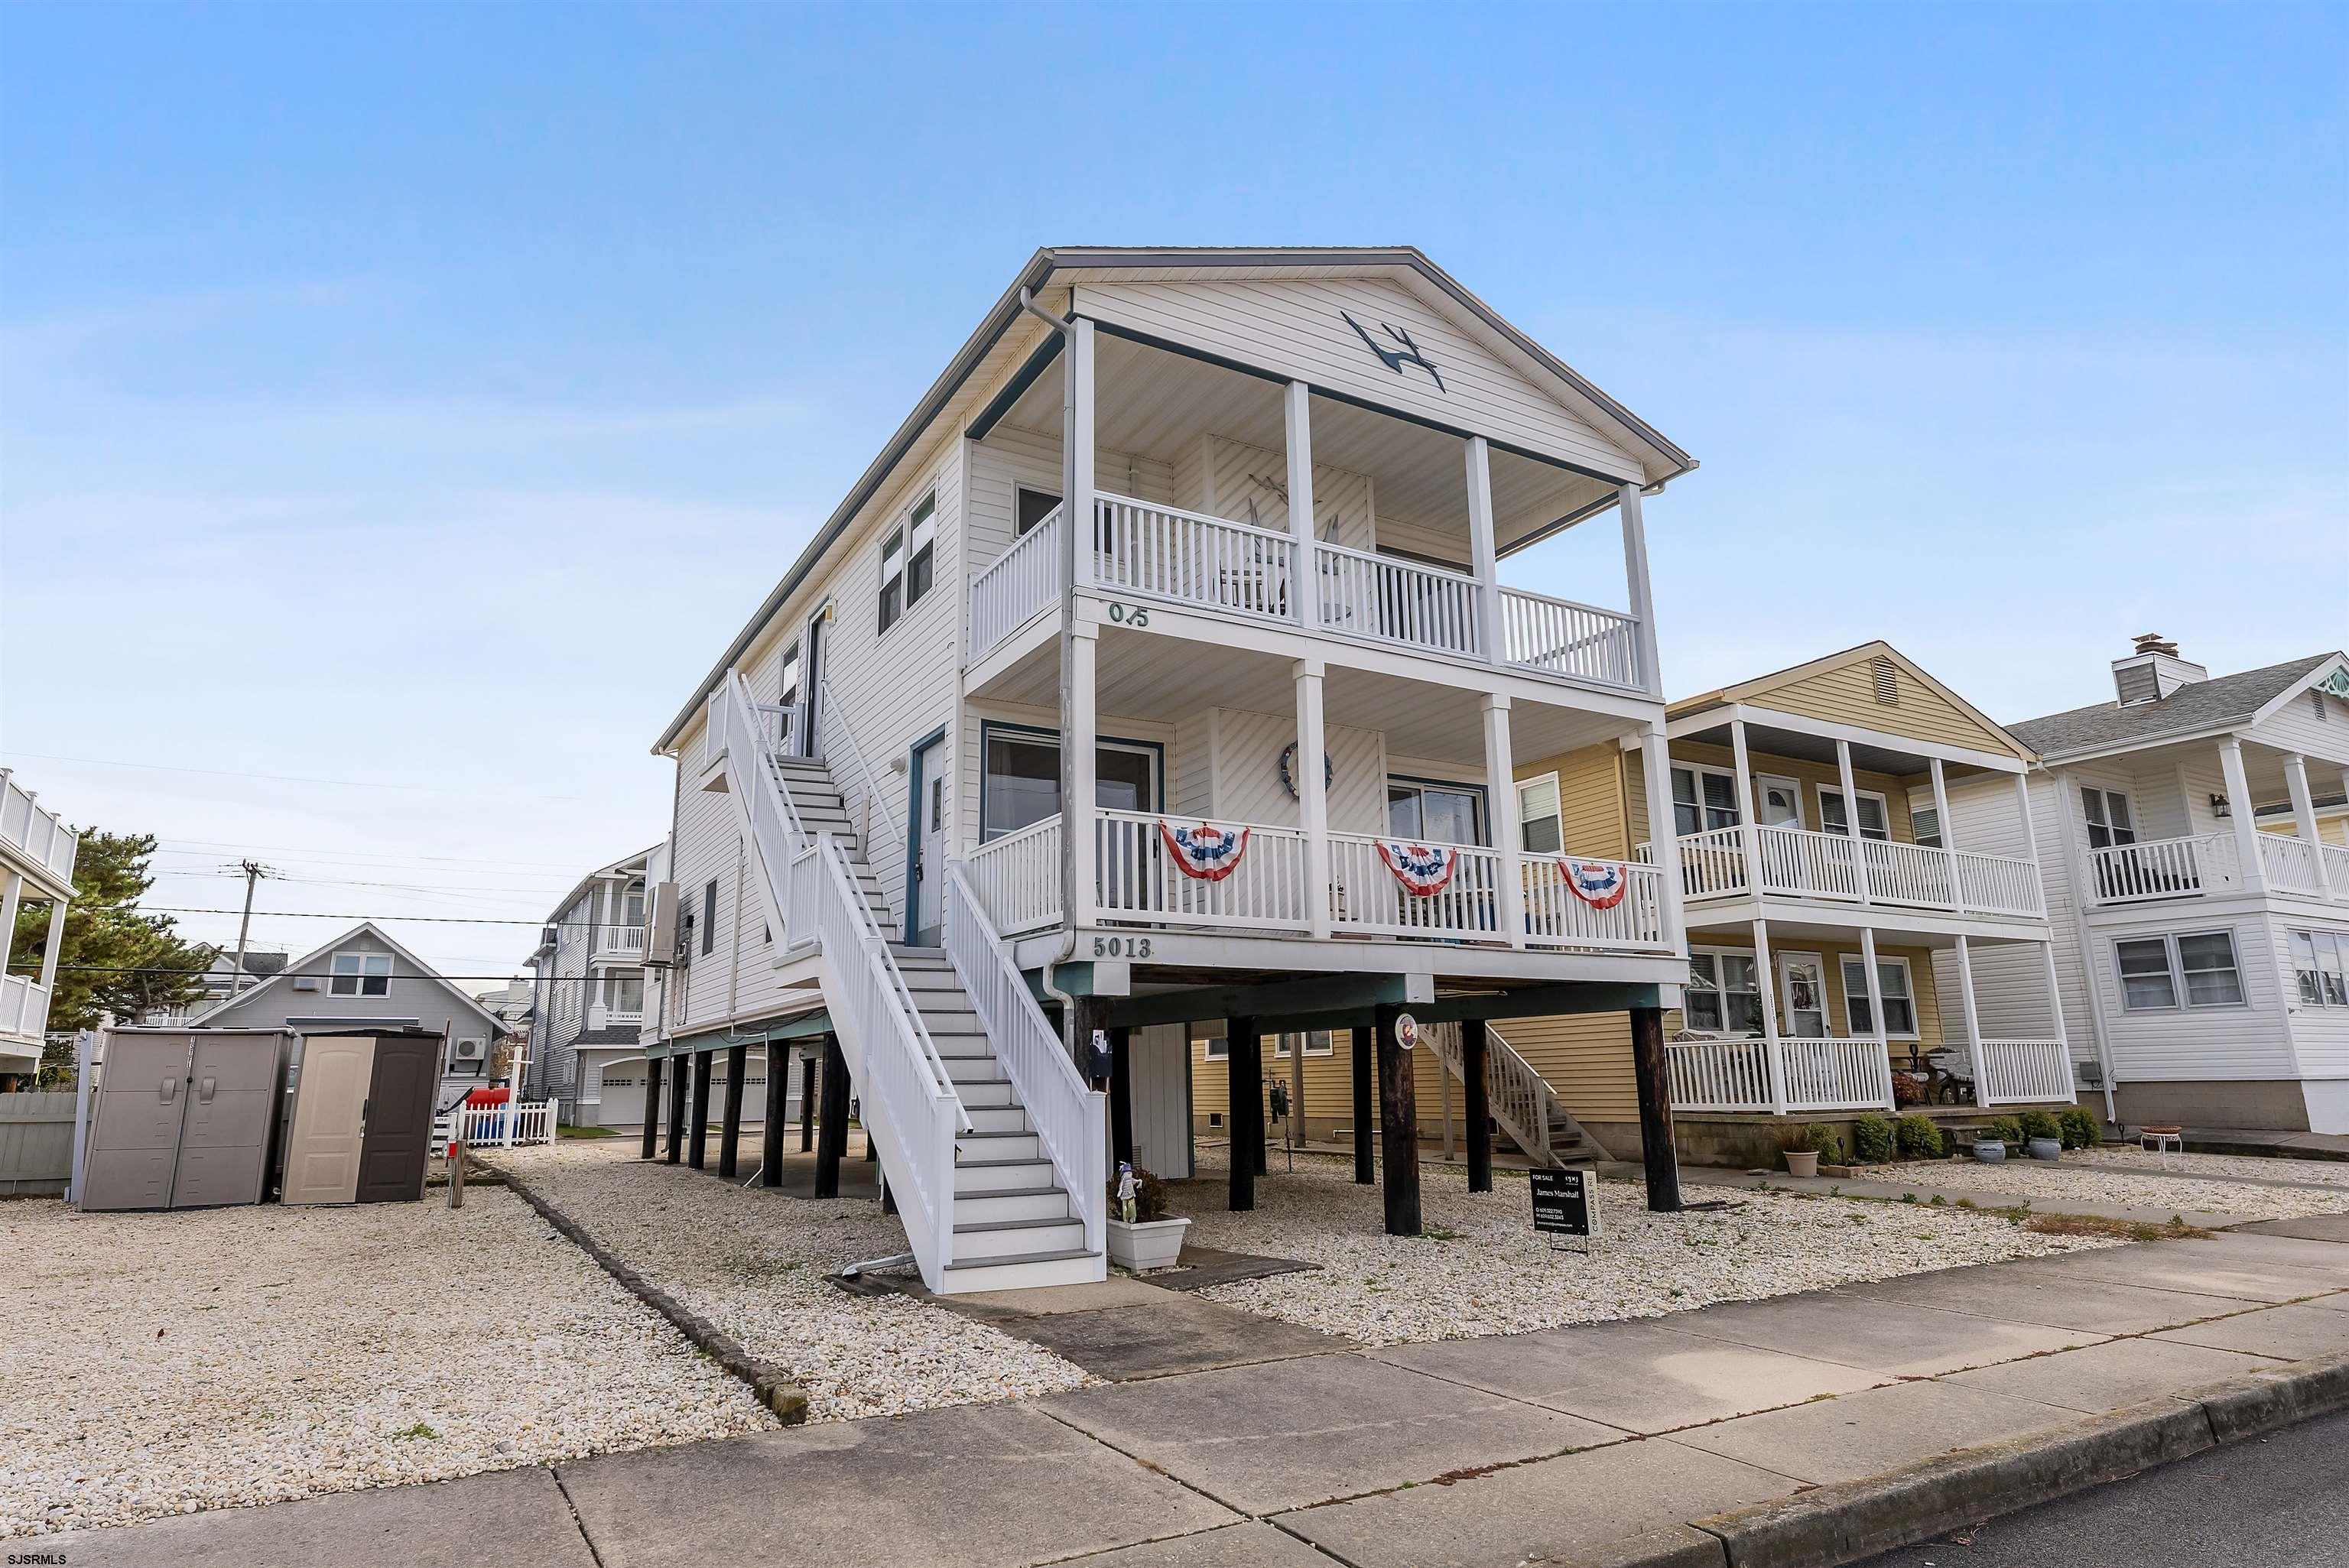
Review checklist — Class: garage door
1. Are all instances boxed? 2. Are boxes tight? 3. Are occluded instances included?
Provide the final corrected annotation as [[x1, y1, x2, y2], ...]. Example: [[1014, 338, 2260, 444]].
[[595, 1058, 648, 1126]]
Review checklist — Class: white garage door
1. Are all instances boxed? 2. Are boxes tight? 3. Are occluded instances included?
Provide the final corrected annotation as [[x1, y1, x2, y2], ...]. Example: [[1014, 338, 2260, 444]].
[[595, 1058, 648, 1126]]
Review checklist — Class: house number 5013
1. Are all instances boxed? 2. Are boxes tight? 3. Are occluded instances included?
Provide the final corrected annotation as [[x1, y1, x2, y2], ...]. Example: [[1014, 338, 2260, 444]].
[[1093, 937, 1152, 958], [1104, 602, 1150, 628]]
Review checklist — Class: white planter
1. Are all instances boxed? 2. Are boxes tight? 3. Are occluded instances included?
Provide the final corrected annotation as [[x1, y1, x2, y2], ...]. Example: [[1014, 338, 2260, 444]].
[[1106, 1216, 1191, 1272]]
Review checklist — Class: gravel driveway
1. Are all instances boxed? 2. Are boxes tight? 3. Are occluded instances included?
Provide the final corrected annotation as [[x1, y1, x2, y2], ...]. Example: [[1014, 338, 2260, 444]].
[[0, 1189, 774, 1539]]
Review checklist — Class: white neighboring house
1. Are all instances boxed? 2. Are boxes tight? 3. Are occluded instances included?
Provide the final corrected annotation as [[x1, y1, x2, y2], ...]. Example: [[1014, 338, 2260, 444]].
[[141, 944, 291, 1025], [1956, 638, 2349, 1134], [187, 920, 512, 1103], [1, 770, 80, 1084], [525, 845, 671, 1125]]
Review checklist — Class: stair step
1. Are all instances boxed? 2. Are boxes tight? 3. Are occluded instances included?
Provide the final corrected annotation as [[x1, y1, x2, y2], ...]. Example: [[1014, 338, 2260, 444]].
[[958, 1129, 1041, 1161], [964, 1105, 1031, 1135], [941, 1246, 1099, 1276], [953, 1186, 1071, 1223], [957, 1081, 1016, 1109], [954, 1157, 1057, 1193], [950, 1217, 1087, 1263], [942, 1057, 1007, 1085]]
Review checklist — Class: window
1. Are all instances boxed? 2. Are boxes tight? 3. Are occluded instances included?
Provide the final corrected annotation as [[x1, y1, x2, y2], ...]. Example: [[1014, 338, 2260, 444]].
[[1387, 780, 1487, 846], [329, 951, 392, 997], [2117, 930, 2243, 1011], [1272, 1031, 1336, 1058], [1840, 956, 1919, 1038], [1909, 790, 1942, 847], [700, 880, 718, 956], [622, 883, 646, 927], [980, 726, 1158, 840], [2292, 930, 2349, 1007], [2081, 787, 2136, 849], [877, 527, 904, 632], [1671, 765, 1740, 836], [877, 493, 936, 634], [1756, 775, 1804, 829], [1684, 951, 1764, 1034], [1015, 486, 1061, 537], [776, 641, 801, 713], [609, 974, 645, 1012], [1516, 774, 1562, 854], [1194, 1021, 1228, 1061], [1819, 787, 1891, 840]]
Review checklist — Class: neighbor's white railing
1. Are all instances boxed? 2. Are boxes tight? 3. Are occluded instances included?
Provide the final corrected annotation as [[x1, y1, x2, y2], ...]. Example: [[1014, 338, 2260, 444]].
[[1752, 825, 1866, 901], [1093, 494, 1295, 625], [1314, 539, 1483, 658], [1423, 1020, 1581, 1166], [1666, 1037, 1774, 1112], [1329, 832, 1503, 941], [2325, 842, 2349, 900], [963, 816, 1062, 935], [1779, 1037, 1895, 1112], [597, 924, 649, 958], [1095, 810, 1310, 930], [1521, 857, 1670, 950], [1954, 849, 2045, 917], [1975, 1039, 2073, 1105], [1860, 836, 1957, 908], [2085, 832, 2238, 904], [0, 771, 79, 885], [1497, 587, 1640, 689], [2258, 833, 2329, 898], [0, 975, 53, 1043], [1662, 824, 2042, 917], [969, 505, 1062, 661], [944, 863, 1103, 1259], [437, 1099, 557, 1151]]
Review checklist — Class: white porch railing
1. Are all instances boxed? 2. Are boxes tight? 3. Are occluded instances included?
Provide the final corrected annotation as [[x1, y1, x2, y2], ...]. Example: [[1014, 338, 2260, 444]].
[[1330, 832, 1504, 941], [2326, 842, 2349, 900], [1659, 825, 2043, 918], [0, 770, 79, 885], [1095, 810, 1311, 930], [596, 925, 648, 959], [1975, 1039, 2073, 1105], [963, 817, 1062, 934], [1665, 1036, 1893, 1113], [1860, 838, 1956, 908], [1498, 588, 1640, 689], [437, 1098, 557, 1151], [2085, 832, 2238, 904], [1666, 1037, 1775, 1112], [753, 701, 798, 758], [0, 974, 53, 1044], [1094, 495, 1295, 626], [2259, 833, 2330, 898], [819, 677, 908, 875], [1314, 539, 1481, 658], [943, 863, 1103, 1258], [969, 504, 1062, 661], [1953, 849, 2045, 917], [1521, 858, 1671, 950]]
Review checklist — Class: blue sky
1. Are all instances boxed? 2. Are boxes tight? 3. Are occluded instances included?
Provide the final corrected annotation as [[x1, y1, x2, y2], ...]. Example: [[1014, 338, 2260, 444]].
[[4, 2, 2342, 977]]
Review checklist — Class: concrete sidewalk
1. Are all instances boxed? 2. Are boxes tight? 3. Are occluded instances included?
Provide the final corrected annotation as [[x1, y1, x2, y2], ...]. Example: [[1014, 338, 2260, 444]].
[[53, 1222, 2349, 1568]]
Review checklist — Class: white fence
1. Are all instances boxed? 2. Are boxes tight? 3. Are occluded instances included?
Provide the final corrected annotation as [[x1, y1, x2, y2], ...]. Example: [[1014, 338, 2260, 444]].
[[969, 504, 1062, 660], [2086, 833, 2237, 904], [2258, 833, 2330, 898], [1328, 832, 1504, 940], [1665, 1037, 1893, 1113], [1666, 1038, 1776, 1112], [437, 1099, 557, 1151]]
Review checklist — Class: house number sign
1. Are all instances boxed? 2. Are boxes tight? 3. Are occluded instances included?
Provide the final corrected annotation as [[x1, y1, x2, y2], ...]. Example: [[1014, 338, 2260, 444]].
[[1104, 602, 1151, 628]]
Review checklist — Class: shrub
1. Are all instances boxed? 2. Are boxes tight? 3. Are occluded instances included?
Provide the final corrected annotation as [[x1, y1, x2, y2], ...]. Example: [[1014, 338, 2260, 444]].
[[2058, 1107, 2102, 1149], [2019, 1110, 2063, 1142], [1890, 1072, 1928, 1108], [1109, 1165, 1172, 1223], [1895, 1114, 1946, 1161], [1849, 1115, 1896, 1165], [1787, 1122, 1844, 1162], [1987, 1115, 2026, 1146]]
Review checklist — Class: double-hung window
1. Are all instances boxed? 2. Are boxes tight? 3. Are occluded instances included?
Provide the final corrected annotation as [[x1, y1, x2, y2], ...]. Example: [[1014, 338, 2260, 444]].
[[1517, 774, 1562, 854], [329, 951, 392, 997], [2291, 930, 2349, 1007], [2081, 787, 2136, 849], [1839, 956, 1919, 1037], [1670, 765, 1740, 837], [1819, 788, 1892, 840], [877, 492, 937, 634], [1387, 780, 1487, 846], [1194, 1021, 1230, 1062], [2116, 930, 2243, 1011], [1272, 1031, 1336, 1059], [1684, 951, 1764, 1034]]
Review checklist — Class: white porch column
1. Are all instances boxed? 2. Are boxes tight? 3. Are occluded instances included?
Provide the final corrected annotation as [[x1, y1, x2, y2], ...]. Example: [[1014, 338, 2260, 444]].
[[2013, 771, 2048, 917], [1728, 719, 1766, 898], [1857, 922, 1890, 1054], [1951, 932, 1982, 1076], [1835, 739, 1873, 903], [1752, 918, 1788, 1115], [1067, 625, 1100, 927], [2282, 752, 2334, 901], [1639, 724, 1688, 955], [1295, 658, 1332, 940], [1069, 317, 1097, 586], [1928, 756, 1958, 910], [1285, 381, 1319, 632], [2217, 736, 2267, 894], [1464, 436, 1503, 667], [0, 872, 21, 976], [1483, 694, 1527, 948], [1619, 482, 1662, 696]]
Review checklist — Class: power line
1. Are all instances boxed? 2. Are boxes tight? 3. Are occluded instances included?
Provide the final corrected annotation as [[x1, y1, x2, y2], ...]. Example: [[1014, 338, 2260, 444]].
[[135, 905, 648, 929], [154, 838, 602, 870], [0, 748, 587, 802]]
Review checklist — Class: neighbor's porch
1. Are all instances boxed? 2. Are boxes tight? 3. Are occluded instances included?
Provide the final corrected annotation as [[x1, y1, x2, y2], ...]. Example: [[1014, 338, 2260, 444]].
[[2063, 735, 2349, 908]]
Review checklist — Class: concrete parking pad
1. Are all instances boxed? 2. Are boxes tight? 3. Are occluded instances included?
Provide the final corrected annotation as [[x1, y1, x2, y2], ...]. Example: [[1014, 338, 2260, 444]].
[[1660, 1288, 2098, 1375], [1369, 1316, 1889, 1433], [1841, 1262, 2250, 1334], [1941, 1336, 2284, 1413], [1041, 1352, 1620, 1514], [1057, 1521, 1334, 1566], [2152, 1301, 2349, 1362], [555, 1401, 1236, 1568], [995, 1294, 1353, 1381], [2234, 1213, 2349, 1243], [1668, 1378, 2074, 1485], [1276, 1437, 1801, 1568], [45, 1465, 596, 1568]]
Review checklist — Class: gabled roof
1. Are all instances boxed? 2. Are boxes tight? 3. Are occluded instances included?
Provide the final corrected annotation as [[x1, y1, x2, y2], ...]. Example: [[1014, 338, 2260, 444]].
[[539, 842, 661, 927], [1668, 640, 2035, 761], [187, 920, 508, 1038], [653, 245, 1698, 753], [2008, 652, 2345, 761]]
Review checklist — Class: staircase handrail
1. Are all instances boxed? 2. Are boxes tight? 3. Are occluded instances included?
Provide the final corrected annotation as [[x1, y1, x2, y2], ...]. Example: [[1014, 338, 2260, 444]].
[[720, 672, 807, 954], [814, 832, 971, 1131], [1425, 1020, 1574, 1166], [942, 862, 1104, 1255], [817, 676, 910, 878]]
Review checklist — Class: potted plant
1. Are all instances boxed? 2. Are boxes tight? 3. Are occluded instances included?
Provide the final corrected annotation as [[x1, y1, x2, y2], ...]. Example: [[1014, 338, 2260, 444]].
[[1105, 1163, 1189, 1271], [1975, 1115, 2023, 1163], [2020, 1110, 2064, 1161], [1782, 1123, 1839, 1179]]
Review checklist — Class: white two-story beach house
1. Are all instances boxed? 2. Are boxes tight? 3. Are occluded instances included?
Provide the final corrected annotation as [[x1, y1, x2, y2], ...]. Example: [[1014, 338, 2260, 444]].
[[1, 770, 80, 1086], [645, 247, 1698, 1291]]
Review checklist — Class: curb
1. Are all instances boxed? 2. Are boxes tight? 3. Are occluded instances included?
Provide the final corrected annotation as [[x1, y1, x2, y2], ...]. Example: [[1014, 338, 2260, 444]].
[[485, 1156, 812, 1425], [1593, 1350, 2349, 1568]]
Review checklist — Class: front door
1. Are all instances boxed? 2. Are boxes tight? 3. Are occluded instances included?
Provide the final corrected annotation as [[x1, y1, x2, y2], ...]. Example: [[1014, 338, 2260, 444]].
[[910, 735, 947, 946], [1777, 952, 1829, 1037], [801, 606, 827, 758]]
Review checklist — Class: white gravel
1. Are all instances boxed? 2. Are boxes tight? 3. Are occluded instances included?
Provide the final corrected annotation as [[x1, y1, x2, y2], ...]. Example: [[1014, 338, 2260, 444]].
[[1178, 1151, 2116, 1346], [0, 1190, 775, 1539], [1873, 1157, 2349, 1220], [490, 1141, 1094, 1421], [2071, 1146, 2349, 1190]]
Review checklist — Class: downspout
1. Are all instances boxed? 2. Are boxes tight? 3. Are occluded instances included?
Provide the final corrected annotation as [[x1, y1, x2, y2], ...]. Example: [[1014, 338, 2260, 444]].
[[1019, 287, 1085, 1041], [2042, 761, 2119, 1122]]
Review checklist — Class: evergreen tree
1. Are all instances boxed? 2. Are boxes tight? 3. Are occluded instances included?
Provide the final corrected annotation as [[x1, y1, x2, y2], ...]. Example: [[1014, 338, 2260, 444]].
[[11, 830, 210, 1076]]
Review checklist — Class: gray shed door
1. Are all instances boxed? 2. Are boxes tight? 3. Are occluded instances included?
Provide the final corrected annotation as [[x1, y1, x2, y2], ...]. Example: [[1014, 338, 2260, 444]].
[[171, 1035, 280, 1209], [82, 1034, 193, 1211], [282, 1037, 375, 1205], [356, 1038, 438, 1204]]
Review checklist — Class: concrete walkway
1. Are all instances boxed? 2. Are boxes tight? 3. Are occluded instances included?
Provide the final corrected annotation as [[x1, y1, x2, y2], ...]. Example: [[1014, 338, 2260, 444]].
[[51, 1223, 2349, 1568]]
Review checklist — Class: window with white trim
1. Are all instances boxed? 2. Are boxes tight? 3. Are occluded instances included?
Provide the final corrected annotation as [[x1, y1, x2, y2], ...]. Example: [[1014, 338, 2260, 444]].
[[2080, 786, 2136, 849], [1683, 950, 1763, 1034], [329, 951, 392, 997], [2289, 930, 2348, 1008], [1839, 956, 1919, 1038], [1015, 486, 1061, 537], [877, 492, 937, 634], [1194, 1020, 1229, 1061], [1387, 779, 1486, 846], [2116, 930, 2244, 1011], [1272, 1031, 1336, 1059], [1670, 764, 1740, 836], [1517, 773, 1561, 855], [1819, 787, 1892, 840]]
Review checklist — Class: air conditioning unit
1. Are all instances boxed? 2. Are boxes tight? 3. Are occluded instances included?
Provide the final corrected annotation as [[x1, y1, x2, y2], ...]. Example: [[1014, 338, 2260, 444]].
[[291, 976, 321, 992], [453, 1038, 486, 1062], [645, 881, 679, 968]]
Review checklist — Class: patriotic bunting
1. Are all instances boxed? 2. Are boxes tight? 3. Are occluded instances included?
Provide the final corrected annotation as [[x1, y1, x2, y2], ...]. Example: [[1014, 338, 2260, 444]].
[[1560, 857, 1630, 910], [1376, 840, 1460, 896], [1158, 820, 1251, 881]]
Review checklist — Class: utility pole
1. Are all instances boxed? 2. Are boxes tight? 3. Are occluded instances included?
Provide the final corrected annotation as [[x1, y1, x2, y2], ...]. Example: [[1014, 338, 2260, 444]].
[[227, 860, 273, 1001]]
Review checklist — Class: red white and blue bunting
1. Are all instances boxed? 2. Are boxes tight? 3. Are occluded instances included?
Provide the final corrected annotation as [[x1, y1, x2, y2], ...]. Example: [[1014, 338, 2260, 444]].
[[1559, 857, 1630, 910], [1375, 840, 1460, 896], [1158, 820, 1252, 881]]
